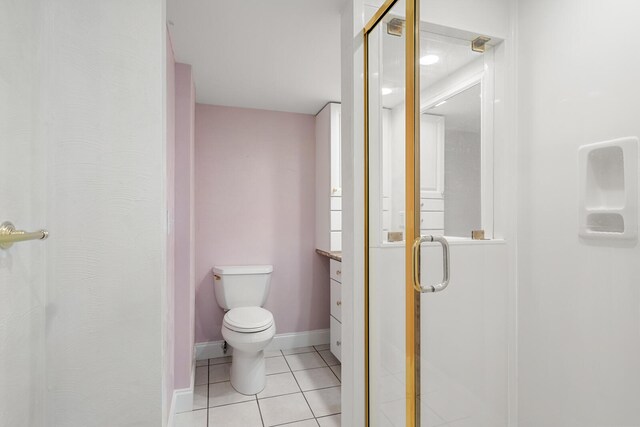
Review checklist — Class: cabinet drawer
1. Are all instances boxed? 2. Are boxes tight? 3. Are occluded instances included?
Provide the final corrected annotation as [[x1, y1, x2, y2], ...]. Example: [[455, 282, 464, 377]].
[[420, 198, 444, 211], [382, 211, 391, 230], [330, 232, 341, 252], [330, 210, 342, 231], [330, 279, 342, 322], [420, 211, 444, 229], [330, 260, 342, 283], [330, 315, 342, 362], [330, 196, 342, 211], [382, 196, 391, 211]]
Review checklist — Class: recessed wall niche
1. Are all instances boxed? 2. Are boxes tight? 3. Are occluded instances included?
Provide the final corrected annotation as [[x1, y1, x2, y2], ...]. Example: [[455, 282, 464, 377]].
[[578, 137, 638, 240]]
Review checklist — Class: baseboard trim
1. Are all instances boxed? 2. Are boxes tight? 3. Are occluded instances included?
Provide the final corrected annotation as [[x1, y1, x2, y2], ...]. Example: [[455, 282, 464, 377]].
[[195, 328, 330, 360], [268, 329, 330, 352], [167, 358, 196, 426], [174, 386, 195, 414], [167, 390, 177, 427], [167, 387, 194, 426]]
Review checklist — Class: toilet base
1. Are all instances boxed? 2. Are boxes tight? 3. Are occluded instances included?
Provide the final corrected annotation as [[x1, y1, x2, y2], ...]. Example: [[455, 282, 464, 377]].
[[230, 349, 266, 395]]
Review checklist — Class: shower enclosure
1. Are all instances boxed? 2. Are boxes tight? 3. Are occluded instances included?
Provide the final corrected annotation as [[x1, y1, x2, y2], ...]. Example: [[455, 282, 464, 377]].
[[363, 0, 640, 426]]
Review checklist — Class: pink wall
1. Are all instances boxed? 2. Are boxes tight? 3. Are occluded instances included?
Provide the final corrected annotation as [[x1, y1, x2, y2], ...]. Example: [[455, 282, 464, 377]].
[[174, 63, 196, 389], [195, 104, 329, 343], [165, 31, 176, 413]]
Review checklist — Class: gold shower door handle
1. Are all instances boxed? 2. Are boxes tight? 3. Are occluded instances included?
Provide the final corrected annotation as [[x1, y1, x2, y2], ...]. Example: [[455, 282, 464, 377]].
[[0, 221, 48, 250], [412, 235, 450, 293]]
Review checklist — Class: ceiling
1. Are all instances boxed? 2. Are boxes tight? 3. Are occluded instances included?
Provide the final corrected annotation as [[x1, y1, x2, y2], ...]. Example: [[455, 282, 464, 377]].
[[167, 0, 343, 115]]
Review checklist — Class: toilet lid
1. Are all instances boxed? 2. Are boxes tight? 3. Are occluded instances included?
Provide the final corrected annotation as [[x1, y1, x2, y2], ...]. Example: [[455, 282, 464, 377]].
[[224, 307, 274, 333]]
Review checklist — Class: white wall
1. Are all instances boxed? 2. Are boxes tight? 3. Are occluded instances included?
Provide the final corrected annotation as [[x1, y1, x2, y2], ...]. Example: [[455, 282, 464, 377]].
[[0, 0, 45, 425], [420, 0, 510, 39], [40, 1, 167, 426], [340, 1, 366, 425], [364, 0, 511, 38], [517, 0, 640, 425], [166, 28, 176, 421], [174, 62, 196, 393]]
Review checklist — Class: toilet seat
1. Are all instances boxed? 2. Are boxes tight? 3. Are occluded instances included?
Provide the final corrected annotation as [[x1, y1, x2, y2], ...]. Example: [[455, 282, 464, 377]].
[[223, 307, 274, 333]]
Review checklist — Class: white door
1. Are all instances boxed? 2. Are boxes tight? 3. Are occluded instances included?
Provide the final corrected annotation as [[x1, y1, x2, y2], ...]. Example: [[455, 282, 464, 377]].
[[0, 1, 46, 424]]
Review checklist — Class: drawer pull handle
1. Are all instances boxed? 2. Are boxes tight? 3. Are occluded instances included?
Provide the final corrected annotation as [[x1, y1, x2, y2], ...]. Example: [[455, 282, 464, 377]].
[[336, 270, 341, 275], [336, 300, 342, 307], [336, 340, 341, 347]]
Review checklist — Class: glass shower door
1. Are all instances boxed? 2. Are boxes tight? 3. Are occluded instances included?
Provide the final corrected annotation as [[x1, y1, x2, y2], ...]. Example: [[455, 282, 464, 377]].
[[365, 0, 506, 425], [365, 0, 420, 425]]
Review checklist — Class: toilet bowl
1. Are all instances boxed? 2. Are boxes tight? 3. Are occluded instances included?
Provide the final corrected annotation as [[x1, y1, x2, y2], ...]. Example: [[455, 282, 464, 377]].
[[212, 265, 275, 395], [221, 307, 276, 394]]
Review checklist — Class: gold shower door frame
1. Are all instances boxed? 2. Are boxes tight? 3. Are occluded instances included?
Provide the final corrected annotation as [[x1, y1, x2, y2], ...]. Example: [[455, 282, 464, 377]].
[[364, 0, 421, 426]]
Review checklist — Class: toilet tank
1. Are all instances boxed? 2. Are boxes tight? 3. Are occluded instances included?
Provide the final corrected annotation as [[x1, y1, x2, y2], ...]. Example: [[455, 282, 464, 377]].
[[212, 265, 273, 310]]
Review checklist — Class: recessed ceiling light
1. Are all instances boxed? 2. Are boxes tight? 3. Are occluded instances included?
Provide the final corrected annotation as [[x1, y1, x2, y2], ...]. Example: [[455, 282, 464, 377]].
[[420, 54, 440, 66], [381, 87, 393, 95]]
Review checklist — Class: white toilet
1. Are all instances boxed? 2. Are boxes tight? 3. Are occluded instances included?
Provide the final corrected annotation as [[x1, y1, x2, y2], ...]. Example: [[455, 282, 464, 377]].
[[212, 265, 276, 395]]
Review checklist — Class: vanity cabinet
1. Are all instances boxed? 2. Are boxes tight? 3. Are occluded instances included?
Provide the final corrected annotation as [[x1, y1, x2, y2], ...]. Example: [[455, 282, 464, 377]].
[[316, 102, 342, 252], [329, 259, 342, 362]]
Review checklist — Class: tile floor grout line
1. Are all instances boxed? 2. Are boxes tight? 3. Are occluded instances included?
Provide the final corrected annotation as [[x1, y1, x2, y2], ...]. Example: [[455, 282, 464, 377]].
[[205, 349, 340, 425], [311, 347, 342, 423], [313, 347, 341, 383], [218, 384, 340, 403], [286, 351, 330, 373], [316, 349, 339, 369], [269, 417, 317, 427], [299, 384, 342, 394], [258, 389, 305, 401], [282, 349, 316, 356], [255, 394, 266, 427], [316, 414, 338, 420], [269, 364, 340, 377], [314, 347, 341, 383], [281, 350, 318, 421], [207, 396, 256, 409], [264, 351, 284, 359], [290, 365, 342, 377], [327, 365, 341, 383]]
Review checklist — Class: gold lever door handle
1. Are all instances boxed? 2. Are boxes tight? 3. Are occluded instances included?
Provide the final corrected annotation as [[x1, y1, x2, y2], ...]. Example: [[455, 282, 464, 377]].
[[0, 221, 48, 250]]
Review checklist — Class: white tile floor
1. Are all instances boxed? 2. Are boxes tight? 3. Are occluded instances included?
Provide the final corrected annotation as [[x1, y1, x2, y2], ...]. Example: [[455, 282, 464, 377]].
[[175, 345, 341, 427]]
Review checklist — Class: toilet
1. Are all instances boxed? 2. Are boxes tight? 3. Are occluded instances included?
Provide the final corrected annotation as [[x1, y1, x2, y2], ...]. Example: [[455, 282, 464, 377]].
[[212, 265, 276, 395]]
